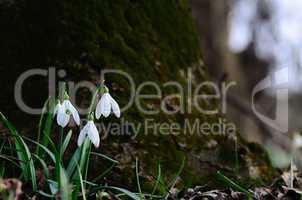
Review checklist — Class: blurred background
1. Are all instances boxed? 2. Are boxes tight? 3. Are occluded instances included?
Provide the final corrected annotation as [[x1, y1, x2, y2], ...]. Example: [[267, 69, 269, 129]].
[[191, 0, 302, 150]]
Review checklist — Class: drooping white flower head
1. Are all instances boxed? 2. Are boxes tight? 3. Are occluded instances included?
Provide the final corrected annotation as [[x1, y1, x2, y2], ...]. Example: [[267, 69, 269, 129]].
[[54, 102, 70, 127], [95, 87, 120, 119], [54, 94, 80, 127], [77, 120, 100, 147]]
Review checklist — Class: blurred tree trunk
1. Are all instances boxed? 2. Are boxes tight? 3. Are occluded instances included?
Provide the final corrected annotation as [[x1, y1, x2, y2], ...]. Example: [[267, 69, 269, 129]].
[[189, 0, 278, 145]]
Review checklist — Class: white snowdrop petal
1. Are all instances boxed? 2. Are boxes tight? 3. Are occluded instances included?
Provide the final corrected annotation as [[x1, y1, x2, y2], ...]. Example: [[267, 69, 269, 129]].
[[110, 96, 120, 118], [100, 93, 111, 117], [95, 99, 102, 119], [64, 100, 80, 125], [73, 112, 80, 126], [61, 113, 70, 127], [87, 121, 100, 147], [57, 105, 70, 127], [56, 105, 63, 125], [77, 125, 88, 146]]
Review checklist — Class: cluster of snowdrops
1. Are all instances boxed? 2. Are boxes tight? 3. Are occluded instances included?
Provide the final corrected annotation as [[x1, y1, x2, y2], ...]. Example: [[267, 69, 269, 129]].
[[0, 82, 153, 200], [55, 84, 120, 147], [0, 82, 184, 199]]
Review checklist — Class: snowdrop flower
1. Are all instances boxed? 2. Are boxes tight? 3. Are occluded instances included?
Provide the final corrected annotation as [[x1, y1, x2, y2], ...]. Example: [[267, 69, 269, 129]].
[[77, 120, 100, 147], [95, 87, 120, 119], [54, 95, 80, 127]]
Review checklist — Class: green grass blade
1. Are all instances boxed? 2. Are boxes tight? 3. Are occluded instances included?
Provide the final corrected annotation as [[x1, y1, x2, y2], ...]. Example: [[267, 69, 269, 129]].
[[41, 112, 54, 147], [0, 140, 6, 153], [165, 156, 185, 199], [67, 140, 91, 181], [109, 187, 141, 200], [76, 163, 87, 200], [44, 134, 59, 156], [38, 190, 55, 198], [47, 179, 58, 195], [67, 148, 81, 177], [83, 141, 91, 184], [15, 136, 37, 192], [23, 136, 56, 163], [0, 112, 37, 192], [135, 157, 144, 200], [118, 193, 163, 199], [151, 161, 161, 198], [89, 151, 118, 182], [72, 139, 90, 181], [59, 165, 71, 200], [61, 130, 72, 156], [0, 154, 21, 169], [0, 163, 5, 177], [89, 185, 141, 200], [216, 171, 255, 198], [90, 152, 118, 164], [92, 163, 116, 182], [55, 152, 61, 188], [33, 154, 50, 178], [36, 98, 51, 154], [39, 98, 55, 158], [168, 157, 185, 188]]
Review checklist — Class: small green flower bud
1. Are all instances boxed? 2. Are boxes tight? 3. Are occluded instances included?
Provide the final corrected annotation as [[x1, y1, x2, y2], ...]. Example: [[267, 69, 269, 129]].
[[88, 112, 94, 121], [99, 85, 109, 94], [63, 91, 69, 100]]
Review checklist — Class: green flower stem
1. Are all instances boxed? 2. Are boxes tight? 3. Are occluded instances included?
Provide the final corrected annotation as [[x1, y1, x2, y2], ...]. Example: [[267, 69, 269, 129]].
[[88, 86, 101, 116], [58, 82, 66, 154], [58, 82, 67, 156], [81, 85, 103, 186], [60, 82, 67, 101], [59, 126, 64, 156], [84, 144, 91, 180]]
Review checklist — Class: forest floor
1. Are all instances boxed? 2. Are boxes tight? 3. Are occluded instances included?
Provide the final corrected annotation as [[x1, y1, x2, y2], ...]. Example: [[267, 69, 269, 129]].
[[1, 172, 302, 199], [169, 172, 302, 200]]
